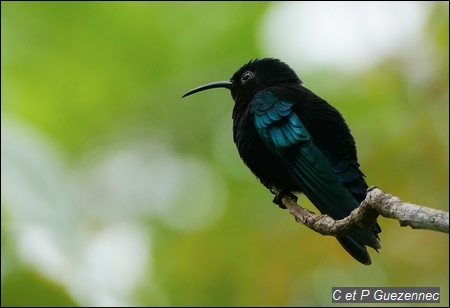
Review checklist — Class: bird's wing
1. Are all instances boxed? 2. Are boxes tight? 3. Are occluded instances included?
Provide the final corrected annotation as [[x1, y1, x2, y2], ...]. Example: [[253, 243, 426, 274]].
[[324, 152, 369, 204], [251, 90, 358, 219]]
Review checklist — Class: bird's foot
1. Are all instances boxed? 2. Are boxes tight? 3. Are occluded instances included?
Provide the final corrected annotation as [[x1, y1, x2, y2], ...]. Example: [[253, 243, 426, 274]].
[[272, 190, 297, 209]]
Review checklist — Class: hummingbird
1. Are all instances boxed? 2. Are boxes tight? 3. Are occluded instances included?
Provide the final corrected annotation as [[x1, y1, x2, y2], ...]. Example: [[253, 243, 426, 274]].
[[182, 58, 381, 265]]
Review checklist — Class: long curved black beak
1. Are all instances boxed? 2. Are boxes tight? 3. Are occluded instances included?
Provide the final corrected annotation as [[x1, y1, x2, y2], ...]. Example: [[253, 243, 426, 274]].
[[182, 81, 232, 98]]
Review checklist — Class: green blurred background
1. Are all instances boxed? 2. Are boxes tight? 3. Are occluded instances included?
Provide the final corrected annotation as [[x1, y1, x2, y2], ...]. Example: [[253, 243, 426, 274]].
[[1, 1, 448, 306]]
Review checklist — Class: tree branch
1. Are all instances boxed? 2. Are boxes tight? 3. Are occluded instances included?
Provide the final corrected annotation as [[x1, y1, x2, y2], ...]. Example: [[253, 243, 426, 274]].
[[273, 186, 449, 235]]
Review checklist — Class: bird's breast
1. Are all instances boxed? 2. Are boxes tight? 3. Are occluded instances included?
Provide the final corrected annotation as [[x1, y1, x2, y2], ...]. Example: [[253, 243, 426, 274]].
[[232, 110, 299, 191]]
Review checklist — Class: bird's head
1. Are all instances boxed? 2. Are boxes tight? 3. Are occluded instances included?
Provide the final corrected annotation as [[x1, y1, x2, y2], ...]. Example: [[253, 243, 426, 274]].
[[182, 58, 302, 104]]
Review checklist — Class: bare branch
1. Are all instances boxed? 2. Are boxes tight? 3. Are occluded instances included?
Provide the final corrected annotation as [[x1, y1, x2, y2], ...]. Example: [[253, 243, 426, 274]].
[[273, 186, 449, 236]]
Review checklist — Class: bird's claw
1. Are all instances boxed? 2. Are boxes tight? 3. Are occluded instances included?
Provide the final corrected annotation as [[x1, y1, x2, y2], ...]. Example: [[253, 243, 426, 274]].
[[272, 190, 297, 209]]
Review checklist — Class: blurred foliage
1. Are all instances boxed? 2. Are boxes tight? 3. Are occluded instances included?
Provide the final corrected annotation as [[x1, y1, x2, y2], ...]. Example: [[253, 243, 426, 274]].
[[1, 1, 448, 307]]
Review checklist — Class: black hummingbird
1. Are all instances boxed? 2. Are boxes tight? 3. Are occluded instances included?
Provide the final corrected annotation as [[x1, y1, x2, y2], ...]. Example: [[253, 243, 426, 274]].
[[182, 58, 381, 265]]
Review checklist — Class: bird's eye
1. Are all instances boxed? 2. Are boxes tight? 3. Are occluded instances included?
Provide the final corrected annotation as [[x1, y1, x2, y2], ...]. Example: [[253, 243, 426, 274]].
[[241, 71, 254, 84]]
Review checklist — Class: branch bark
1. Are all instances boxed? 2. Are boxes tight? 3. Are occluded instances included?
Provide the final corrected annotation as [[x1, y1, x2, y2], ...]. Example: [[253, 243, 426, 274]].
[[273, 186, 449, 235]]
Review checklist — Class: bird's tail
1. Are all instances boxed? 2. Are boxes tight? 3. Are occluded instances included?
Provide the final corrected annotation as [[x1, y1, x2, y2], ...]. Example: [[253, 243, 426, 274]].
[[336, 226, 381, 265]]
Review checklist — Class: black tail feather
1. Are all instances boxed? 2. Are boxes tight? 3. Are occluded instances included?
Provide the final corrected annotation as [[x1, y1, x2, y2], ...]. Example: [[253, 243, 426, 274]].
[[337, 234, 377, 265]]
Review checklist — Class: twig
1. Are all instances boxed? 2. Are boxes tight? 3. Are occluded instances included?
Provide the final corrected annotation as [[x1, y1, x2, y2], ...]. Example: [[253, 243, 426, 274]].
[[273, 186, 449, 235]]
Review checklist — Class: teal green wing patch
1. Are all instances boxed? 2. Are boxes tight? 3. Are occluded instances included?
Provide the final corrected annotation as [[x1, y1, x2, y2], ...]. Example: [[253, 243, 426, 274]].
[[252, 92, 309, 148]]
